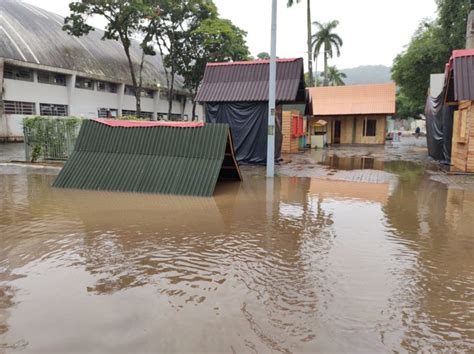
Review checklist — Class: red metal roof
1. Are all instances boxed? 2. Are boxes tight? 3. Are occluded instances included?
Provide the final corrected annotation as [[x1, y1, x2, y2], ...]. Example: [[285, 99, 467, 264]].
[[207, 58, 300, 67], [445, 49, 474, 102], [196, 58, 305, 102], [308, 83, 396, 116], [93, 119, 204, 128]]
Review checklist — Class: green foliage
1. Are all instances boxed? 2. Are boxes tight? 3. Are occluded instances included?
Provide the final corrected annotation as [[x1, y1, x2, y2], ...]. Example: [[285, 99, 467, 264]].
[[257, 52, 270, 59], [172, 14, 250, 116], [63, 0, 161, 115], [312, 20, 343, 86], [23, 117, 82, 162], [323, 66, 346, 86], [150, 0, 220, 118], [392, 0, 469, 117]]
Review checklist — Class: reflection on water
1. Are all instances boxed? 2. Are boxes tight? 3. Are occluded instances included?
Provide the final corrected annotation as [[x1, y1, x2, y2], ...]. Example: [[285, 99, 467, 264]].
[[0, 164, 473, 352]]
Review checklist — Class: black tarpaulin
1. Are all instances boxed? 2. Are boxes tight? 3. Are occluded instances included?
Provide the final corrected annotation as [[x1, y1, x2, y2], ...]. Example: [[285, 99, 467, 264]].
[[205, 102, 282, 164], [425, 89, 455, 163]]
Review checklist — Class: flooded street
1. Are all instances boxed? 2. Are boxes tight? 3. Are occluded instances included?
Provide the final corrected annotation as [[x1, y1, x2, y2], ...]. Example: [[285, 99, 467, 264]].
[[1, 148, 474, 352]]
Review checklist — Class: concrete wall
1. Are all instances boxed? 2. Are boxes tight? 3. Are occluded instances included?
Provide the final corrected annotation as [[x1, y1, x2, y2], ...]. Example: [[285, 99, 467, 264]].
[[0, 63, 204, 141]]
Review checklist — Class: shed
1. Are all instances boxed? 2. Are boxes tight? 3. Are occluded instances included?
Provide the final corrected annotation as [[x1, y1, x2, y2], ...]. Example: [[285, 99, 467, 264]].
[[53, 119, 242, 196], [196, 58, 306, 164], [307, 83, 396, 145], [444, 49, 474, 172]]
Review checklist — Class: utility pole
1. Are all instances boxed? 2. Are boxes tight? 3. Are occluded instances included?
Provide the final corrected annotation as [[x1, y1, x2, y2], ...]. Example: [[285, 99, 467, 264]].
[[267, 0, 277, 178]]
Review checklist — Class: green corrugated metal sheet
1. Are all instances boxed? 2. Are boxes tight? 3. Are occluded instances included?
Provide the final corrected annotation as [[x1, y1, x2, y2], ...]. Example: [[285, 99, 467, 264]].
[[53, 120, 241, 197]]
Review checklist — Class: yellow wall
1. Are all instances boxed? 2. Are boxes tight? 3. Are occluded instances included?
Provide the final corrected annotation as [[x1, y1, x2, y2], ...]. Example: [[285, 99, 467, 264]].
[[282, 111, 301, 154], [451, 101, 474, 173], [309, 115, 386, 145]]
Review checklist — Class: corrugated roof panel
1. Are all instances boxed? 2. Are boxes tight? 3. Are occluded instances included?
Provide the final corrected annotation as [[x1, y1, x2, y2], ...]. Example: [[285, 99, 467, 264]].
[[308, 83, 396, 116], [453, 55, 474, 101], [53, 120, 241, 196], [196, 58, 305, 102]]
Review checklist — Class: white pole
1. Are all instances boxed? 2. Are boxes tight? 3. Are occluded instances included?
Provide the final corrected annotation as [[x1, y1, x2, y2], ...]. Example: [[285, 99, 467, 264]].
[[267, 0, 277, 178]]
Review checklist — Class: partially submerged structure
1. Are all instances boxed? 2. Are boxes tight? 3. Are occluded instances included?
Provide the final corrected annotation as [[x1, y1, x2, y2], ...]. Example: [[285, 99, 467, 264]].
[[307, 83, 396, 145], [445, 49, 474, 172], [53, 120, 242, 196], [0, 0, 202, 142], [196, 58, 306, 163]]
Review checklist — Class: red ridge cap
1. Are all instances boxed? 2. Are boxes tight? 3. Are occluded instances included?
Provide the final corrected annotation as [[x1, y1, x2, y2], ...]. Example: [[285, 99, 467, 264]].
[[207, 58, 300, 67], [93, 119, 204, 128]]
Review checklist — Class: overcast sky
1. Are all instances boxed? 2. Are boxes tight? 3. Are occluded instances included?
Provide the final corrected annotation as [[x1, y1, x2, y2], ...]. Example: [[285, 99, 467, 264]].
[[24, 0, 437, 70]]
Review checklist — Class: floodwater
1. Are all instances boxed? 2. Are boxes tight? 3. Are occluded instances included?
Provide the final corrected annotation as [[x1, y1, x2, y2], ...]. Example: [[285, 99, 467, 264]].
[[1, 161, 474, 353]]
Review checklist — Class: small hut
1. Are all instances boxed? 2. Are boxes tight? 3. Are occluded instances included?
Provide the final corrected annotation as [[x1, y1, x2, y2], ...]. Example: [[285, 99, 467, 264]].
[[445, 49, 474, 173], [307, 83, 396, 145], [196, 58, 306, 163]]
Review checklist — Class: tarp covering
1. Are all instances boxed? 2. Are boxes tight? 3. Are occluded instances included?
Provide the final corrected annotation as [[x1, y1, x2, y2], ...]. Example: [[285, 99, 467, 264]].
[[53, 120, 242, 197], [205, 102, 282, 164], [425, 89, 455, 163]]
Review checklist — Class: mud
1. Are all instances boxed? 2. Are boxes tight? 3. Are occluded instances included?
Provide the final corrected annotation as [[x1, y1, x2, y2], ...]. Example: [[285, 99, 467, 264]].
[[1, 148, 474, 352]]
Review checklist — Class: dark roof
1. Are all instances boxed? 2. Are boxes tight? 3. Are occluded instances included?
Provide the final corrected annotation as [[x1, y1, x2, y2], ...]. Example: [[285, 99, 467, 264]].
[[196, 58, 306, 103], [53, 120, 242, 197], [0, 0, 180, 89], [445, 49, 474, 103]]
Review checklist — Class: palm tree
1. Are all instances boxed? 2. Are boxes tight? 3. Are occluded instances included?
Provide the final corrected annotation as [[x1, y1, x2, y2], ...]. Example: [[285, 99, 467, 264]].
[[323, 66, 346, 86], [312, 20, 343, 87], [287, 0, 314, 86]]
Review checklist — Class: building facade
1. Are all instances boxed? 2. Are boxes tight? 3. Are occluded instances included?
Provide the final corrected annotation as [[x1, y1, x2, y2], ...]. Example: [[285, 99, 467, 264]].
[[307, 83, 396, 146], [0, 0, 203, 141]]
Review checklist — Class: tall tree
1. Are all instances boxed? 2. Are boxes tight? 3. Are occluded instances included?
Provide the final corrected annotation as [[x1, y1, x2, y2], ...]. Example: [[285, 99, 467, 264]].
[[311, 20, 343, 87], [257, 52, 271, 59], [324, 65, 346, 86], [151, 0, 216, 120], [174, 17, 250, 119], [63, 0, 159, 117], [392, 0, 469, 117], [287, 0, 314, 86]]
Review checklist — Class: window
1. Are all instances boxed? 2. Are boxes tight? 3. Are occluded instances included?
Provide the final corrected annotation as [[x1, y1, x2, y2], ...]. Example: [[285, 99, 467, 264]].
[[3, 65, 33, 81], [75, 77, 94, 90], [292, 115, 304, 138], [140, 111, 153, 119], [121, 109, 136, 116], [3, 100, 35, 115], [97, 81, 118, 93], [124, 86, 135, 96], [168, 113, 188, 122], [121, 110, 153, 119], [98, 108, 118, 118], [363, 118, 377, 137], [37, 70, 67, 86], [141, 89, 154, 98], [40, 103, 68, 116]]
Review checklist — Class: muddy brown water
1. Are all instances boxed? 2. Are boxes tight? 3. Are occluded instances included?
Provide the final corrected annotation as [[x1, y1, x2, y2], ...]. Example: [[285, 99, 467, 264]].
[[0, 162, 473, 353]]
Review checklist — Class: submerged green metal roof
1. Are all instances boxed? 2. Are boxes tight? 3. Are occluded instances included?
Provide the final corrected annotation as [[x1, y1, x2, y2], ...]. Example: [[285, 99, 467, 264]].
[[53, 120, 241, 196]]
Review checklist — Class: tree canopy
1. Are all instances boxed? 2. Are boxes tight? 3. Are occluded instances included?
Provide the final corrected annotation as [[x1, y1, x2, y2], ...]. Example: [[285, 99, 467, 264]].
[[312, 20, 343, 86], [392, 0, 469, 117], [63, 0, 160, 117], [174, 16, 250, 118]]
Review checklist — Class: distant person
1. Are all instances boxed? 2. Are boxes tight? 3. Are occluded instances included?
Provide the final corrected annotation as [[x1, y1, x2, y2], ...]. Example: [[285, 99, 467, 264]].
[[415, 126, 421, 138]]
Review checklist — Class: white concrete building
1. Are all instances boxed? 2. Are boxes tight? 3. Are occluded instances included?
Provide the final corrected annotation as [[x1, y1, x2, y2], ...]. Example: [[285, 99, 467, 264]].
[[0, 0, 203, 142]]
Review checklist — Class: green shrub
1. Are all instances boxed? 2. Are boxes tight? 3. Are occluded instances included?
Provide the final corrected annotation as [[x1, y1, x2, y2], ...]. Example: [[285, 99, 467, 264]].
[[23, 116, 83, 162]]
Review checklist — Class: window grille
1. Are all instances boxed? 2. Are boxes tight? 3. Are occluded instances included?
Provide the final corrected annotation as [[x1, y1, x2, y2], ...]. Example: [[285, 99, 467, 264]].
[[3, 100, 36, 115], [39, 103, 68, 116]]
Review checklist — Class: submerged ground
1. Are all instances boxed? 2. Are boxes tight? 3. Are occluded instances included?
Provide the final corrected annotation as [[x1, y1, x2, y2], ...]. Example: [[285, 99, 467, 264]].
[[1, 138, 474, 353]]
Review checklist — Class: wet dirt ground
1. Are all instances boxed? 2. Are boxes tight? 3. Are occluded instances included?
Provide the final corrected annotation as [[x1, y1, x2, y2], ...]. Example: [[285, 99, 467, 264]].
[[1, 138, 474, 353]]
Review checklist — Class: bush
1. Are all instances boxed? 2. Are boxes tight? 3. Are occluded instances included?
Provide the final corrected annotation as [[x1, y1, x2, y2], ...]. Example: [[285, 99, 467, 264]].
[[23, 116, 83, 162]]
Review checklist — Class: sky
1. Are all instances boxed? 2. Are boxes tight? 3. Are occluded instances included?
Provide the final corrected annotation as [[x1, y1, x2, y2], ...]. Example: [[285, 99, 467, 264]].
[[23, 0, 438, 70]]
